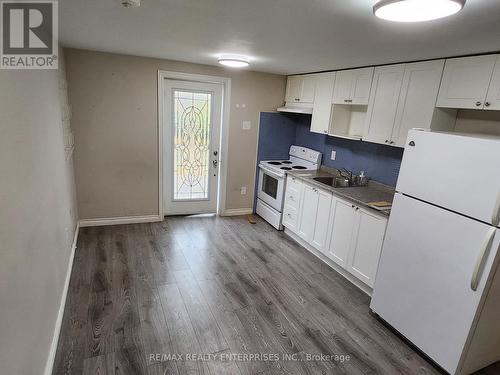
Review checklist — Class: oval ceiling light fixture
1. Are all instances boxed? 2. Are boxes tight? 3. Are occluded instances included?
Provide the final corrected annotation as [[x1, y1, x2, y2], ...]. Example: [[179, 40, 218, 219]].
[[373, 0, 466, 22], [218, 56, 250, 68]]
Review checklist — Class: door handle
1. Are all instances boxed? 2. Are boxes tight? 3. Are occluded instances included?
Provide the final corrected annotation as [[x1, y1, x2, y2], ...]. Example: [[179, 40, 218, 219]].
[[493, 191, 500, 227], [471, 227, 497, 291]]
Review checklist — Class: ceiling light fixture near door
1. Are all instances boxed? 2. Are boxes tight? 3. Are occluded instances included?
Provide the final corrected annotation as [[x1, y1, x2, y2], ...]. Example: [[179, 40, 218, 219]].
[[218, 56, 250, 68], [373, 0, 466, 22]]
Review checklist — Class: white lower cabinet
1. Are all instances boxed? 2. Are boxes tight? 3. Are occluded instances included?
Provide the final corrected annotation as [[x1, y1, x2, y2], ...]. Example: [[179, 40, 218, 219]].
[[297, 184, 333, 249], [325, 197, 356, 267], [311, 189, 333, 253], [347, 207, 388, 287], [283, 177, 303, 232], [285, 181, 388, 289]]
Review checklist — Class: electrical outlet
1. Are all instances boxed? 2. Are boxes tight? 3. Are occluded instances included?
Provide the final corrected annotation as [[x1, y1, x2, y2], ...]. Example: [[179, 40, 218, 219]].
[[240, 186, 247, 195], [242, 121, 251, 130], [331, 150, 336, 160]]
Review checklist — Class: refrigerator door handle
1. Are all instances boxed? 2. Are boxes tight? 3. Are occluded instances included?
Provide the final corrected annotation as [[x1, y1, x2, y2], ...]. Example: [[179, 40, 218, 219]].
[[471, 227, 497, 291], [493, 190, 500, 227]]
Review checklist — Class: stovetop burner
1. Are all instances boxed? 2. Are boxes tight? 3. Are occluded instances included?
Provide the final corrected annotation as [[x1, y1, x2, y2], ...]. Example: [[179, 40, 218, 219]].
[[280, 167, 292, 170], [292, 165, 307, 169], [268, 161, 282, 165]]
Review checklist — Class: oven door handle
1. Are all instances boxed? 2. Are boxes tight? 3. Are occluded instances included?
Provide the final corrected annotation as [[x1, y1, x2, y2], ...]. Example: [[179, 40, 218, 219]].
[[259, 165, 285, 180]]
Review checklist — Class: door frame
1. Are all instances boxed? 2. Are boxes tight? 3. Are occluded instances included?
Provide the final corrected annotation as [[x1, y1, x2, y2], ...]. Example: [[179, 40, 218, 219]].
[[158, 70, 231, 217]]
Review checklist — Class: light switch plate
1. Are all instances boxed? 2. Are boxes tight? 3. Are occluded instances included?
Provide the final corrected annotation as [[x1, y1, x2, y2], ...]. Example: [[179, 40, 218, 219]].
[[240, 186, 247, 195], [331, 150, 336, 160], [242, 121, 251, 130]]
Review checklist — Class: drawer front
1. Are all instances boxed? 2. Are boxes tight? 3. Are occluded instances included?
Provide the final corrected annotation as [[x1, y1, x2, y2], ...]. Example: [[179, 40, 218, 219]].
[[283, 204, 299, 230], [285, 177, 303, 209], [285, 188, 301, 209], [286, 176, 302, 191]]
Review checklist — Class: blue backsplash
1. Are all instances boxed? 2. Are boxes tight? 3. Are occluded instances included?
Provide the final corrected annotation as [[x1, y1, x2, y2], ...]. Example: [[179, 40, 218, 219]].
[[256, 111, 404, 188]]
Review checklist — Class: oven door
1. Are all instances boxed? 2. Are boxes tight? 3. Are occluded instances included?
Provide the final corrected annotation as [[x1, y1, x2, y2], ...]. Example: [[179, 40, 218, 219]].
[[258, 166, 285, 212]]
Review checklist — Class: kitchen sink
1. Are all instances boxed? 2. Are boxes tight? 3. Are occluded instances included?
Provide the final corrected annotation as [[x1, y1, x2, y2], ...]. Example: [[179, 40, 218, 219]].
[[313, 176, 351, 188]]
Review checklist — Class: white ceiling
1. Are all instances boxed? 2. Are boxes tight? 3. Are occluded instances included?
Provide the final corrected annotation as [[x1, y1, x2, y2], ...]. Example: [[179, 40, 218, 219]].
[[60, 0, 500, 75]]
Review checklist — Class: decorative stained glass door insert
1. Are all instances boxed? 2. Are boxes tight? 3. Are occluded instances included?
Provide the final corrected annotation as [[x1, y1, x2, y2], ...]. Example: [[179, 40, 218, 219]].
[[164, 79, 223, 215], [173, 90, 212, 201]]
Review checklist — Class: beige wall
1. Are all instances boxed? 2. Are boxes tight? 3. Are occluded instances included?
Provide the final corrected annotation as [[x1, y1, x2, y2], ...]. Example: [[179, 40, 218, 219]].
[[0, 49, 78, 374], [64, 48, 286, 219]]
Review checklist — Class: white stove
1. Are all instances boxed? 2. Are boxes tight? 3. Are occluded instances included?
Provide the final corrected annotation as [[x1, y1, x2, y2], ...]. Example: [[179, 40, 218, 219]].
[[256, 146, 322, 230]]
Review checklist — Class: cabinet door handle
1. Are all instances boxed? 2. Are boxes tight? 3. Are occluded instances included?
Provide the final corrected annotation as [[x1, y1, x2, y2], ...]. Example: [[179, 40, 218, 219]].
[[493, 190, 500, 227], [485, 102, 491, 107], [476, 101, 482, 107], [385, 140, 389, 143], [471, 227, 497, 291], [389, 141, 395, 144]]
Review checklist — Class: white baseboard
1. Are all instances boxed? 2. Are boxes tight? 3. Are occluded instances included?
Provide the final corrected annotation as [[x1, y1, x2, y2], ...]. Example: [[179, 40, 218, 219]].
[[221, 208, 253, 217], [79, 214, 162, 227], [44, 222, 80, 375], [285, 228, 373, 297]]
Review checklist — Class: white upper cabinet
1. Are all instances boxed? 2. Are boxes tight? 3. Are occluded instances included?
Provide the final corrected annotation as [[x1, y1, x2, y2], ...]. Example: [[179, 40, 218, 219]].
[[285, 74, 316, 104], [301, 75, 317, 103], [485, 56, 500, 110], [285, 75, 302, 102], [391, 60, 445, 147], [332, 67, 374, 105], [364, 64, 405, 145], [311, 72, 335, 135], [437, 55, 498, 110]]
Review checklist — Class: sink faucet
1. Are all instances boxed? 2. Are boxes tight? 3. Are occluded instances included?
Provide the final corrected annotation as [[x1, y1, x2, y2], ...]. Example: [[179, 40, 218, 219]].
[[339, 168, 354, 185]]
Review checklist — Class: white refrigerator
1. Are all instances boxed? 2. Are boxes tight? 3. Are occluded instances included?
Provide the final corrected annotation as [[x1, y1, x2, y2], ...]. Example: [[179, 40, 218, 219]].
[[371, 130, 500, 375]]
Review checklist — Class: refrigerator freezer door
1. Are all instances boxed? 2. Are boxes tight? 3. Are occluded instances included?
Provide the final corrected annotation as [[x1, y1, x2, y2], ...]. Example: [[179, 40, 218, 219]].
[[396, 130, 500, 226], [371, 193, 500, 374]]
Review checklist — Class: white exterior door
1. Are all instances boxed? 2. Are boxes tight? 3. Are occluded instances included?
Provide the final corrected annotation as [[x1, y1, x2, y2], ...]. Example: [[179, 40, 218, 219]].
[[297, 184, 319, 242], [371, 193, 500, 374], [364, 64, 404, 145], [311, 189, 332, 253], [485, 55, 500, 110], [163, 80, 222, 215], [391, 60, 445, 147], [347, 208, 387, 287], [325, 197, 356, 268], [437, 55, 497, 109]]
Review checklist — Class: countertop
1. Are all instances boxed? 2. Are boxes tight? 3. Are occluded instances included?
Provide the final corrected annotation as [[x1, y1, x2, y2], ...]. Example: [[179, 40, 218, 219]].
[[287, 167, 396, 216]]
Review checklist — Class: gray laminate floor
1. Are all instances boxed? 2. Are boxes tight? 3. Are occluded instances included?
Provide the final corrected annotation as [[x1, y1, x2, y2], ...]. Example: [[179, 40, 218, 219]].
[[53, 215, 499, 375]]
